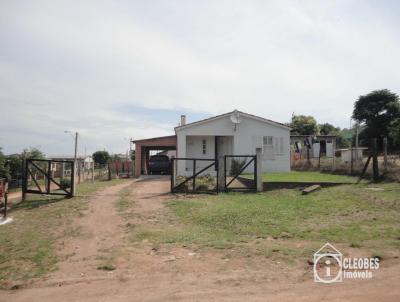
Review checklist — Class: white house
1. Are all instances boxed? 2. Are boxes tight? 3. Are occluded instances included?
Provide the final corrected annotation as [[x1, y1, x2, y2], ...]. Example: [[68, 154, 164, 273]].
[[174, 110, 291, 175]]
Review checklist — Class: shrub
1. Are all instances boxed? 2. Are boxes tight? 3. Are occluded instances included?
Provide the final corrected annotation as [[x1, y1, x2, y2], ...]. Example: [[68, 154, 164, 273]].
[[229, 159, 246, 176], [59, 179, 71, 189]]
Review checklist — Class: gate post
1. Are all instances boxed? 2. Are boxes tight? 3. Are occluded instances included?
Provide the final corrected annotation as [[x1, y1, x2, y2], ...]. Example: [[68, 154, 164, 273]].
[[217, 156, 225, 192], [22, 159, 28, 202], [256, 148, 263, 192], [170, 158, 175, 193]]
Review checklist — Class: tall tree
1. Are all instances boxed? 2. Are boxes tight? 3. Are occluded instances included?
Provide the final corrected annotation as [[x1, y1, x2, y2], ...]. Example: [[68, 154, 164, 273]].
[[290, 115, 319, 135], [319, 123, 340, 135], [0, 148, 8, 179], [92, 151, 110, 166], [352, 89, 400, 141], [389, 118, 400, 146], [5, 147, 45, 180]]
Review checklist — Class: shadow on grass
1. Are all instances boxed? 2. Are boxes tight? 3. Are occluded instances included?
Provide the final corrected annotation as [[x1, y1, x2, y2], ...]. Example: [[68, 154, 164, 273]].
[[11, 196, 68, 210]]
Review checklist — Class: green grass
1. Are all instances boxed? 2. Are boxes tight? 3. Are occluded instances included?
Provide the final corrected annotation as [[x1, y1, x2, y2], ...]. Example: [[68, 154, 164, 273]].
[[0, 179, 127, 288], [254, 171, 358, 183], [115, 185, 134, 212], [132, 182, 400, 262]]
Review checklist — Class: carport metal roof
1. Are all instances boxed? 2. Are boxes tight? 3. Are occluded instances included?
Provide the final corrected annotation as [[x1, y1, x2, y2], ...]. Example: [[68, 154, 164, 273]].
[[133, 135, 177, 177]]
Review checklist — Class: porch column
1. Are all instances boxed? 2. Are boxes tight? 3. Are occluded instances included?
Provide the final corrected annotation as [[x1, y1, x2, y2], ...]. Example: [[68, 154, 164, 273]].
[[134, 144, 141, 177]]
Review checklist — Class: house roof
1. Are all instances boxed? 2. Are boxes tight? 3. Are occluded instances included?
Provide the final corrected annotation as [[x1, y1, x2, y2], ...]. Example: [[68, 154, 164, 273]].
[[174, 110, 291, 132], [132, 135, 176, 143]]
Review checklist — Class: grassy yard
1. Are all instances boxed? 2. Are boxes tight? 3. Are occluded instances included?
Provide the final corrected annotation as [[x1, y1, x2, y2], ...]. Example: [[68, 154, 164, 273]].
[[133, 181, 400, 263], [0, 179, 127, 288], [248, 171, 359, 183]]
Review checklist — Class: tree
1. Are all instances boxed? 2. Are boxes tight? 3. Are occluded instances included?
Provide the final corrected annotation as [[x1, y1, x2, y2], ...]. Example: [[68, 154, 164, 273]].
[[319, 123, 351, 148], [6, 154, 23, 179], [389, 118, 400, 146], [0, 148, 8, 179], [92, 151, 110, 166], [21, 147, 45, 160], [336, 132, 351, 149], [290, 115, 319, 135], [352, 89, 400, 143], [5, 147, 45, 180], [319, 123, 340, 135]]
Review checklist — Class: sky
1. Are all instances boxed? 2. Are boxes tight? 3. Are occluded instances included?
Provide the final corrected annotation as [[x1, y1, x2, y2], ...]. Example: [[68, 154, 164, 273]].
[[1, 0, 400, 156]]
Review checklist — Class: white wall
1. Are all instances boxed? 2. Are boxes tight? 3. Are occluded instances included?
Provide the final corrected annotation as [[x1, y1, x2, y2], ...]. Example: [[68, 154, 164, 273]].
[[186, 135, 215, 171], [176, 115, 290, 175]]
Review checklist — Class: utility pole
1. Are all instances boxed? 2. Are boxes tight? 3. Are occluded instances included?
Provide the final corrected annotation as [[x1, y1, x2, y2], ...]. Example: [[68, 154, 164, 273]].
[[65, 130, 78, 196], [73, 132, 78, 195]]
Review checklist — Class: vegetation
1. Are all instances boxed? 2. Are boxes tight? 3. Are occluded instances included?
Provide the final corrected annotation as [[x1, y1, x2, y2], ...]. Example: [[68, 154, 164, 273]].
[[0, 148, 7, 179], [0, 179, 126, 288], [92, 150, 110, 166], [257, 171, 358, 183], [290, 115, 319, 135], [290, 115, 351, 148], [389, 117, 400, 146], [353, 89, 400, 149], [0, 147, 45, 181], [229, 159, 246, 176], [59, 178, 71, 189], [133, 182, 400, 262], [319, 123, 350, 148], [319, 123, 339, 135]]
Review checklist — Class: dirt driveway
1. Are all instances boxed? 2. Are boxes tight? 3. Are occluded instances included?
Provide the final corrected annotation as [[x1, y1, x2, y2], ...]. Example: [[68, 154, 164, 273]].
[[1, 176, 400, 301]]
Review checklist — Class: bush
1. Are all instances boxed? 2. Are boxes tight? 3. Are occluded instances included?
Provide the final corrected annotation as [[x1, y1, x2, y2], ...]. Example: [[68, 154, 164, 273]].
[[59, 179, 71, 189], [229, 159, 246, 176]]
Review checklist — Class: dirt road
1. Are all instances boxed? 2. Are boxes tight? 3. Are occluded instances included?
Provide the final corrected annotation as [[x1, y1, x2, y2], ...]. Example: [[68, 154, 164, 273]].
[[1, 176, 399, 301]]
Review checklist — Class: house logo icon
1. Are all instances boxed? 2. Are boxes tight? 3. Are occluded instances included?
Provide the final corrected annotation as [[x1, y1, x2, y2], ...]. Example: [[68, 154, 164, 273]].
[[314, 243, 343, 283]]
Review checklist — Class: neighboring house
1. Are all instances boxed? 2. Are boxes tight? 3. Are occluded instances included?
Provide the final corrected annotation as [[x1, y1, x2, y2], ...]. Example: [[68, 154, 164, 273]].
[[175, 110, 291, 175], [290, 135, 336, 159], [49, 155, 94, 177], [337, 147, 368, 162]]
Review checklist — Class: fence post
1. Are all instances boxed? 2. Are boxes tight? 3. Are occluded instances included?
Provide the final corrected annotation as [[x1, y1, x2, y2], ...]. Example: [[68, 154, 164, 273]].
[[4, 182, 7, 219], [170, 158, 175, 192], [383, 137, 388, 173], [78, 160, 81, 184], [332, 138, 336, 172], [47, 161, 51, 193], [192, 160, 196, 192], [217, 156, 225, 192], [256, 148, 263, 192], [22, 159, 27, 202], [91, 161, 94, 182], [71, 161, 76, 197], [224, 156, 227, 191], [372, 138, 379, 182]]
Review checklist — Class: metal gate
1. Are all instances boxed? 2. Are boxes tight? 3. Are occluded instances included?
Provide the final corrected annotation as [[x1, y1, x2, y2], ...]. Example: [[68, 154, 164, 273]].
[[171, 158, 218, 193], [22, 158, 75, 199], [224, 155, 257, 191]]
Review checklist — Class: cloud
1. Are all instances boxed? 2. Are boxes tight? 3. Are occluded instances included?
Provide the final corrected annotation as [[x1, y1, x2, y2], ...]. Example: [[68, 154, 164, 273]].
[[1, 0, 399, 154]]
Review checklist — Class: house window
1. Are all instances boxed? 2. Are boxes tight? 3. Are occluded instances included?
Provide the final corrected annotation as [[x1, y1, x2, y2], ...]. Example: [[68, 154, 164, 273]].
[[202, 139, 207, 155], [263, 136, 273, 146], [263, 136, 274, 159]]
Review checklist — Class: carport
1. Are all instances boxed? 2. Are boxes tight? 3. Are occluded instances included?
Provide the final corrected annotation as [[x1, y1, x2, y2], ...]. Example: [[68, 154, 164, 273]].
[[133, 135, 177, 177]]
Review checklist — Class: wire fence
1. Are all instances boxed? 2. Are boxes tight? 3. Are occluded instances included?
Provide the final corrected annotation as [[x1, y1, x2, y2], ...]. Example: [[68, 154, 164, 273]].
[[291, 150, 400, 182]]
